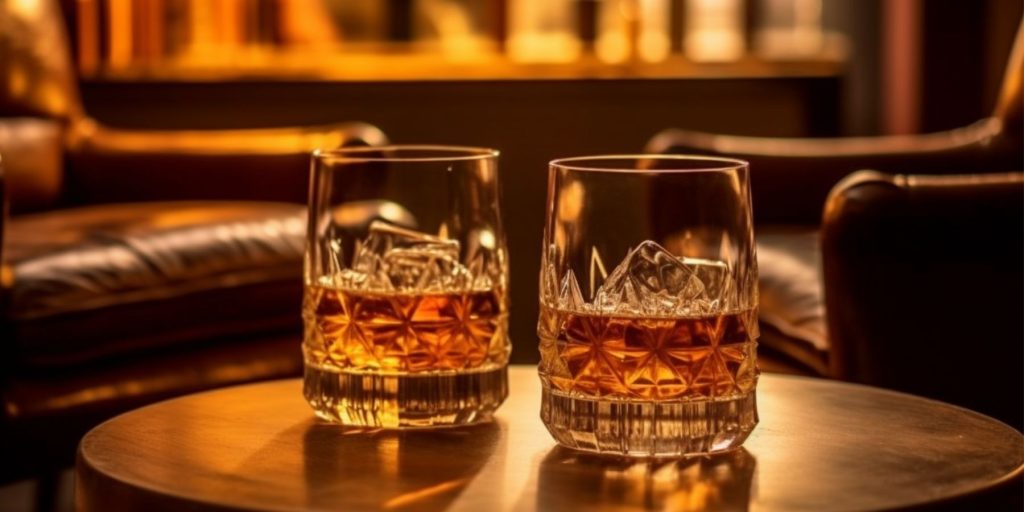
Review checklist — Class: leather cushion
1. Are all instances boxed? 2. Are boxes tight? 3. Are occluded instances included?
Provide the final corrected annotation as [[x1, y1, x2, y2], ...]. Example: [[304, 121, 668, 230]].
[[756, 227, 829, 375], [5, 202, 306, 366]]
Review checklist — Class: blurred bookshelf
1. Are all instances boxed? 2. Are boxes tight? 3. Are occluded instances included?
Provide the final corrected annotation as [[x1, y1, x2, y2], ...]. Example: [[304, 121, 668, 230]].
[[72, 0, 847, 82]]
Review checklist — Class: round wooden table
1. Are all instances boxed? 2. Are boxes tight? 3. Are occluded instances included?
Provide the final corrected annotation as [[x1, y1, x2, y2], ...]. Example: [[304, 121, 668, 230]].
[[76, 366, 1023, 511]]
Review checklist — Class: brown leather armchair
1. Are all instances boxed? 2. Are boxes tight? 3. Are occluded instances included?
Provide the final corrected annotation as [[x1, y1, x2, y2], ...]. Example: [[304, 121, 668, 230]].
[[822, 171, 1023, 429], [647, 22, 1024, 382], [646, 20, 1022, 226], [0, 0, 386, 484]]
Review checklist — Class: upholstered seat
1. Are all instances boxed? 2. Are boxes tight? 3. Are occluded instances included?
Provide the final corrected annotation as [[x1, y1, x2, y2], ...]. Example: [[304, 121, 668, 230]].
[[6, 202, 306, 367], [756, 228, 828, 375]]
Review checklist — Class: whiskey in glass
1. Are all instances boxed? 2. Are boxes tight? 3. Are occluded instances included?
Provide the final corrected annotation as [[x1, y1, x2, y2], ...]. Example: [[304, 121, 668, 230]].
[[538, 156, 759, 456], [304, 147, 509, 428]]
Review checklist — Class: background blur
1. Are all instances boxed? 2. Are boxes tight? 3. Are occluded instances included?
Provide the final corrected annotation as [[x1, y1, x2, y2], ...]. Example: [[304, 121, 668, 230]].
[[64, 0, 1020, 135], [1, 2, 1022, 508], [52, 0, 1024, 365]]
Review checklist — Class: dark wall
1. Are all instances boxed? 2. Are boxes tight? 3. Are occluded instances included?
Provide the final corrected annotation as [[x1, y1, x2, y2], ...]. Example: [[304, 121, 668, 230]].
[[823, 0, 1021, 135], [825, 0, 882, 136], [921, 0, 1022, 132]]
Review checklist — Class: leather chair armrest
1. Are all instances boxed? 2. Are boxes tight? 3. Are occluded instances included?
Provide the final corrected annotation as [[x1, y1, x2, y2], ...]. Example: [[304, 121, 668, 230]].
[[646, 119, 1019, 224], [821, 170, 1024, 427], [1, 150, 6, 266], [64, 120, 388, 205], [1, 151, 9, 388], [0, 119, 64, 213]]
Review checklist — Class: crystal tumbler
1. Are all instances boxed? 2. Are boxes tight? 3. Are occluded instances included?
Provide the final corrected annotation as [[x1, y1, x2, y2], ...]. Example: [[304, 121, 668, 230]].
[[538, 155, 759, 456], [304, 146, 510, 428]]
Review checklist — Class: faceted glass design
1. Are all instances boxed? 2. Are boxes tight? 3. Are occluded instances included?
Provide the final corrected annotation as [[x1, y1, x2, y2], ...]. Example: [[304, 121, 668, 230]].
[[306, 287, 504, 371], [540, 307, 757, 399], [539, 155, 759, 457], [305, 146, 509, 428]]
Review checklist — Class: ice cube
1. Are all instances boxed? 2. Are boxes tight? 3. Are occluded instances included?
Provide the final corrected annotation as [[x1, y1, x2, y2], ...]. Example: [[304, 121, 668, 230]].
[[681, 257, 731, 313], [353, 222, 459, 270], [466, 247, 505, 290], [594, 241, 732, 316], [558, 269, 586, 312], [348, 221, 471, 292], [383, 247, 472, 291]]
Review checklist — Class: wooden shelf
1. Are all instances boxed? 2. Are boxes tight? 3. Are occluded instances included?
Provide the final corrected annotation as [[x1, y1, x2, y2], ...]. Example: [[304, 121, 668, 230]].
[[83, 53, 845, 83]]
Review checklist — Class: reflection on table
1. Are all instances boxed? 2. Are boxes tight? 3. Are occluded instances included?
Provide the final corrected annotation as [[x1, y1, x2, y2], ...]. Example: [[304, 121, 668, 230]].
[[538, 447, 756, 511]]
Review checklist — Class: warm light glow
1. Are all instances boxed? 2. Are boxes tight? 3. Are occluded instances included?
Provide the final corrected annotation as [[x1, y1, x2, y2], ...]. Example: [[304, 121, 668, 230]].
[[638, 0, 671, 63], [76, 0, 100, 74], [594, 456, 745, 511], [10, 0, 40, 17], [685, 0, 745, 62], [639, 31, 671, 63], [107, 0, 132, 67], [596, 0, 632, 64], [376, 436, 400, 479], [382, 478, 471, 509], [379, 202, 409, 225], [423, 0, 491, 62], [478, 229, 496, 250], [504, 0, 582, 63], [7, 63, 27, 97], [664, 481, 718, 511], [557, 180, 584, 222], [73, 0, 839, 79], [596, 31, 630, 64], [595, 0, 670, 63]]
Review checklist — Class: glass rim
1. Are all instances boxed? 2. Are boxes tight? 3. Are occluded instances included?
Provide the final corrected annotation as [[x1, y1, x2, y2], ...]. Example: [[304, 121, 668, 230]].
[[550, 154, 748, 174], [314, 144, 499, 163]]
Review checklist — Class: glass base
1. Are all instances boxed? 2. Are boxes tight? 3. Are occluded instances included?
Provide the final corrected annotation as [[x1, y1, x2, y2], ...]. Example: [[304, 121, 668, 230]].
[[304, 363, 508, 428], [541, 387, 758, 457]]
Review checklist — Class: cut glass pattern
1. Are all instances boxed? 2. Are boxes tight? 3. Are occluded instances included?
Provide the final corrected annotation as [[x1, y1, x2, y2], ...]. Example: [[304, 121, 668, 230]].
[[538, 240, 758, 400]]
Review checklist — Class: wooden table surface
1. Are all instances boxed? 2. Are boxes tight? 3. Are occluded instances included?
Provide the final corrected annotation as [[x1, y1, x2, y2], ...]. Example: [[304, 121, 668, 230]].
[[76, 366, 1023, 511]]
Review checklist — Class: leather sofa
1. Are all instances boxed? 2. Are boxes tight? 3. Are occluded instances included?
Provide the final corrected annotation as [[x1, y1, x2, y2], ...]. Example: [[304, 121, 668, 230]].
[[0, 0, 385, 483]]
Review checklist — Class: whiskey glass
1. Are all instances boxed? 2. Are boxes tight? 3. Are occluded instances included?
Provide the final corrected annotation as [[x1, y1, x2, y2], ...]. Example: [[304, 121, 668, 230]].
[[538, 155, 759, 456], [304, 146, 509, 428]]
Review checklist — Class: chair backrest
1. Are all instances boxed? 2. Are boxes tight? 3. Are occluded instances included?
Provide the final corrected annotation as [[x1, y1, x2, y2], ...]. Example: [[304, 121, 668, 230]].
[[0, 0, 82, 119], [822, 170, 1024, 429], [0, 0, 84, 212], [992, 20, 1023, 135]]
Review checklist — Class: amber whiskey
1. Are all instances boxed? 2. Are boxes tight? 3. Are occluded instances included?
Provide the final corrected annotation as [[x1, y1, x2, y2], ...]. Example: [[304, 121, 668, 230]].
[[303, 284, 509, 427], [538, 305, 759, 455]]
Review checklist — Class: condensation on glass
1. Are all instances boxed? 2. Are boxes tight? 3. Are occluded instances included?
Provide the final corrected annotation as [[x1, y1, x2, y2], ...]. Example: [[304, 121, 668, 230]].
[[538, 155, 759, 457], [304, 145, 510, 428]]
